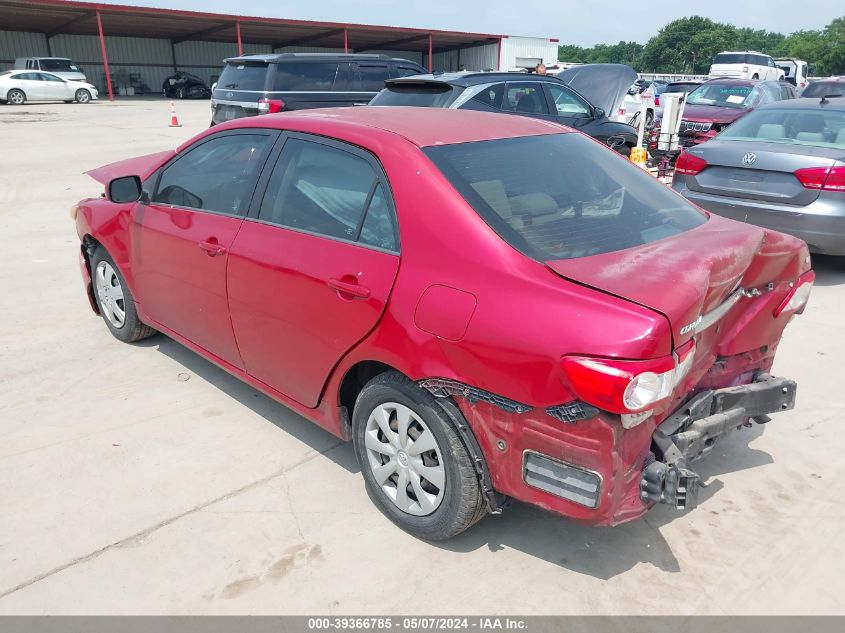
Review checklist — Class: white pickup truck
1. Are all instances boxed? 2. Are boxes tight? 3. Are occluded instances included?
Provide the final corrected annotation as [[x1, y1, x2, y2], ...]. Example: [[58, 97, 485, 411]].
[[775, 58, 809, 91]]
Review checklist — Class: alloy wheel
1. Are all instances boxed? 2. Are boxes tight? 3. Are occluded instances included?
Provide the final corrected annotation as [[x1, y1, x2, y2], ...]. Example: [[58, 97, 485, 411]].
[[95, 261, 126, 328], [76, 90, 90, 104], [364, 402, 446, 516], [9, 91, 24, 105]]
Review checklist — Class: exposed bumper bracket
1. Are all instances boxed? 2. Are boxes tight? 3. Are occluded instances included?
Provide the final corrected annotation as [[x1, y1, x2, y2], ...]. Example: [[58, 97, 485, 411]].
[[641, 374, 797, 510]]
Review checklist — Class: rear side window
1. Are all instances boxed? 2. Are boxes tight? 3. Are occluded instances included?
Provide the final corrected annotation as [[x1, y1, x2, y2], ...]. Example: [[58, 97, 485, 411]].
[[469, 83, 504, 109], [258, 138, 397, 250], [370, 84, 455, 107], [394, 65, 423, 78], [153, 134, 272, 214], [424, 134, 705, 261], [501, 82, 549, 115], [355, 64, 391, 91], [272, 62, 339, 91], [218, 62, 268, 91]]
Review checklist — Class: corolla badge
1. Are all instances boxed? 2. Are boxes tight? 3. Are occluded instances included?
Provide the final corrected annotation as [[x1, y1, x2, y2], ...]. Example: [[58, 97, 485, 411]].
[[679, 315, 702, 336], [742, 152, 757, 166]]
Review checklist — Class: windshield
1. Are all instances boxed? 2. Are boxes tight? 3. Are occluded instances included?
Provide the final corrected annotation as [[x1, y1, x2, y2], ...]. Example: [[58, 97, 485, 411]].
[[370, 84, 456, 107], [802, 82, 843, 98], [40, 59, 79, 72], [217, 62, 268, 91], [687, 83, 756, 109], [424, 134, 706, 261], [718, 107, 845, 149]]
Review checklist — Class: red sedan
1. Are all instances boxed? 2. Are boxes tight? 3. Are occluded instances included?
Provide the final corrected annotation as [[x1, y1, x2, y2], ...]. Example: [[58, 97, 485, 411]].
[[73, 107, 813, 539]]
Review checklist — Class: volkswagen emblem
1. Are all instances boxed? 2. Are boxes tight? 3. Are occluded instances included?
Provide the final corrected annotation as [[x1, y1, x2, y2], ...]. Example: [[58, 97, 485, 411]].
[[742, 152, 757, 166]]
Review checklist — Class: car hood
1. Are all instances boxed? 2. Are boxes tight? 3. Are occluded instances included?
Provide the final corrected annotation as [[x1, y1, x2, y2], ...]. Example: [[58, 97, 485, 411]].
[[545, 213, 809, 347], [557, 64, 639, 115], [682, 104, 748, 124], [85, 149, 174, 184]]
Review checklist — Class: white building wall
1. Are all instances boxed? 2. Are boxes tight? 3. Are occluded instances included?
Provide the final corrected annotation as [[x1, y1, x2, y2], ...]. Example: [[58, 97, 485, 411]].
[[499, 36, 558, 70]]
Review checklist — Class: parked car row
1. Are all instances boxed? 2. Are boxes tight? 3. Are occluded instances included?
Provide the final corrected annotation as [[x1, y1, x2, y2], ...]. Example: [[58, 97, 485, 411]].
[[71, 51, 821, 539]]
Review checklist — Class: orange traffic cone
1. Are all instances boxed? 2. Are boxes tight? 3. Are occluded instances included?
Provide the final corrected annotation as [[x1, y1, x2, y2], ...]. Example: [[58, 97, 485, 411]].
[[169, 101, 181, 128]]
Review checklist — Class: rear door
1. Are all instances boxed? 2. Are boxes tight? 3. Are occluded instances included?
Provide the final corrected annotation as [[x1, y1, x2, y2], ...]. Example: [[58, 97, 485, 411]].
[[227, 133, 400, 407], [131, 129, 277, 367], [17, 72, 47, 99]]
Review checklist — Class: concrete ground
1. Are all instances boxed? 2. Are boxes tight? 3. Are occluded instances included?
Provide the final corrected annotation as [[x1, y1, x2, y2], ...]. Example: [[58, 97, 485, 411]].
[[1, 98, 843, 615]]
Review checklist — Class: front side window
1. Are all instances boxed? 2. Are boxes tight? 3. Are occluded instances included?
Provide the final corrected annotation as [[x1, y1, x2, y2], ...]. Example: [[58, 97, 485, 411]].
[[258, 138, 397, 250], [546, 84, 591, 118], [272, 62, 339, 91], [153, 134, 272, 214], [40, 59, 78, 72], [502, 82, 549, 115], [424, 133, 705, 261]]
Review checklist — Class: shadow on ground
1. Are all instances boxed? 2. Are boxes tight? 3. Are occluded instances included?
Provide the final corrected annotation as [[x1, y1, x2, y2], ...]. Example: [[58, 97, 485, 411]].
[[811, 255, 845, 287], [139, 333, 774, 580]]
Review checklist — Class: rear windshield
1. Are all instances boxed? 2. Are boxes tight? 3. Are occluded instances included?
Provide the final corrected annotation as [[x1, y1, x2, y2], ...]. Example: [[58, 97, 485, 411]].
[[424, 134, 706, 261], [666, 82, 700, 93], [718, 107, 845, 149], [802, 82, 844, 98], [217, 62, 268, 91], [40, 59, 79, 72], [370, 84, 456, 107], [687, 83, 756, 109], [713, 53, 748, 65]]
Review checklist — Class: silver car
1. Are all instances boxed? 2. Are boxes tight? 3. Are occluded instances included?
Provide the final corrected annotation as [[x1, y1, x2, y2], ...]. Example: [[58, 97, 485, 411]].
[[673, 98, 845, 256]]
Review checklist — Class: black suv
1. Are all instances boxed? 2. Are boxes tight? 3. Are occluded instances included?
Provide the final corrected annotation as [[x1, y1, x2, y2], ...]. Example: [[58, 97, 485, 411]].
[[211, 53, 426, 125]]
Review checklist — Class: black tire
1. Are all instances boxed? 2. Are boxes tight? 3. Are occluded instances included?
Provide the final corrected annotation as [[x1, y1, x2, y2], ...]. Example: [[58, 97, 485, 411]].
[[75, 88, 91, 104], [352, 372, 487, 540], [7, 89, 25, 105], [90, 246, 156, 343]]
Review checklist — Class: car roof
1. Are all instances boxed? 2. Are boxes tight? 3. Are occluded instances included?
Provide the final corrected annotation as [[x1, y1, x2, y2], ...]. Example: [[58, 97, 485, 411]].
[[208, 106, 568, 148], [223, 53, 420, 65], [756, 97, 845, 111], [386, 71, 567, 88]]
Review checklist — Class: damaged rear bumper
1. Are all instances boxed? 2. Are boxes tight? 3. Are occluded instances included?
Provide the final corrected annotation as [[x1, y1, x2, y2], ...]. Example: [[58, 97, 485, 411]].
[[641, 374, 797, 510]]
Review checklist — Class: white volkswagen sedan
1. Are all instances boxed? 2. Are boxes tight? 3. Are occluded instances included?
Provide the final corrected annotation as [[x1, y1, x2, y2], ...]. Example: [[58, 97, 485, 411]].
[[0, 70, 99, 105]]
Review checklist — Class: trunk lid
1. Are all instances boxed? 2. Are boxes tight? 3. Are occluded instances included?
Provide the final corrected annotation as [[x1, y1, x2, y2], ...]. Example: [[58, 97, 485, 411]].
[[545, 214, 808, 349], [682, 140, 843, 206]]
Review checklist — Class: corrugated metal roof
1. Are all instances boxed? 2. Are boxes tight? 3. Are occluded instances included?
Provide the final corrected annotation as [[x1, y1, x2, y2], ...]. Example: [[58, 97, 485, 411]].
[[0, 0, 503, 52]]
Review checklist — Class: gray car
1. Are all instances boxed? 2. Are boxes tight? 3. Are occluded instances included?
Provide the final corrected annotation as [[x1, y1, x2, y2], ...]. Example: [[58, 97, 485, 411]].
[[673, 97, 845, 256]]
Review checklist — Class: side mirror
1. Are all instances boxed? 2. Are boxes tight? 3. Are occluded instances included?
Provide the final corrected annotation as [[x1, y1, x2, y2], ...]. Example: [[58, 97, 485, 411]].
[[108, 175, 144, 203], [592, 106, 605, 120]]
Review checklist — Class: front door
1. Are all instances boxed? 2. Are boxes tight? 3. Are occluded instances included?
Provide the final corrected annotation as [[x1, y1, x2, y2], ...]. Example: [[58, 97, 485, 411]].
[[130, 130, 277, 368], [227, 134, 400, 407]]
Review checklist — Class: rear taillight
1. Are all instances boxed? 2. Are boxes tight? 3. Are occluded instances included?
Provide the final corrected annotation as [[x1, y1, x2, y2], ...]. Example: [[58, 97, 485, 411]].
[[560, 341, 695, 415], [794, 166, 845, 191], [674, 150, 708, 176], [774, 271, 815, 317], [654, 96, 660, 106], [257, 97, 285, 114]]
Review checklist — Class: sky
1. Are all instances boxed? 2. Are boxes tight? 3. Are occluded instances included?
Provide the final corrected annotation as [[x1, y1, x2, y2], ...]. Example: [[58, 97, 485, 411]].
[[92, 0, 844, 46]]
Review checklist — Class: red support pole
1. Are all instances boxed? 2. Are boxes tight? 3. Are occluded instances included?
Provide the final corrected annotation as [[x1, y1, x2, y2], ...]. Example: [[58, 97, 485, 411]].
[[236, 21, 243, 56], [497, 38, 502, 71], [343, 28, 348, 54], [96, 10, 113, 101], [428, 34, 433, 72]]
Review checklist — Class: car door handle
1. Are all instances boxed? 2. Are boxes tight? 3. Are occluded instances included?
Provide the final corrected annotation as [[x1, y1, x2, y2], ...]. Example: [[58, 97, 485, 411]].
[[327, 278, 371, 299], [198, 240, 226, 256]]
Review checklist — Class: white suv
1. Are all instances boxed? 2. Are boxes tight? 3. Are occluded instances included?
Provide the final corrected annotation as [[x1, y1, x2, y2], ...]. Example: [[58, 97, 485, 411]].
[[708, 52, 784, 81]]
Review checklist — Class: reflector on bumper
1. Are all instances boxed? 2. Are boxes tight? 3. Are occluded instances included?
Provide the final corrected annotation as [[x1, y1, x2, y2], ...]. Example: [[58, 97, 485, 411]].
[[523, 452, 601, 508]]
